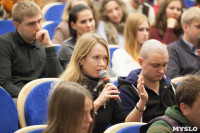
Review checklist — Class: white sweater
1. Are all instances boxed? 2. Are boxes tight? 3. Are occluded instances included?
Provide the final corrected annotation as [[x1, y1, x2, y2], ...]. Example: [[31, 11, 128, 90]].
[[112, 48, 141, 76]]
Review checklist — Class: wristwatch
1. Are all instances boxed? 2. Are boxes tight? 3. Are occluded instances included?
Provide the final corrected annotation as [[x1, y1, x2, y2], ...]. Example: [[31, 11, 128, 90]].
[[136, 104, 146, 112]]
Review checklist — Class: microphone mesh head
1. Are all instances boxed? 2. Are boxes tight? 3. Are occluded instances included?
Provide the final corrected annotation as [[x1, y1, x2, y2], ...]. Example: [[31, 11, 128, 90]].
[[99, 70, 107, 79]]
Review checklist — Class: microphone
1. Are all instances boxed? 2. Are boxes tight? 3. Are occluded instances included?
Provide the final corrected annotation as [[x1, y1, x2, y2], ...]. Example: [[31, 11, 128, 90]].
[[99, 70, 121, 104]]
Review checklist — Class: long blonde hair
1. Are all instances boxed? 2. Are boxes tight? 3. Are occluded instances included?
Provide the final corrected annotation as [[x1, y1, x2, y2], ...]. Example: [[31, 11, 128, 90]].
[[124, 13, 150, 62], [59, 33, 110, 82]]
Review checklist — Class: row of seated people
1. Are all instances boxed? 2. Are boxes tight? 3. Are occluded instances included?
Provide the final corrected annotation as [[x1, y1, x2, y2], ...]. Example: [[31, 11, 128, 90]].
[[0, 0, 191, 45], [0, 1, 200, 133], [0, 0, 199, 101], [0, 0, 198, 47], [52, 0, 183, 45], [3, 75, 200, 133], [48, 0, 200, 80], [50, 0, 198, 46], [1, 53, 199, 133], [1, 0, 199, 46], [54, 2, 200, 80], [111, 5, 200, 78], [0, 35, 199, 132]]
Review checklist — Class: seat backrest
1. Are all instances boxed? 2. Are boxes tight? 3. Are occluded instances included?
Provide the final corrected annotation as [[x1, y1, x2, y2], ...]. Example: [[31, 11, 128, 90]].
[[116, 125, 143, 133], [109, 45, 122, 68], [104, 122, 146, 133], [14, 125, 47, 133], [42, 21, 60, 40], [24, 81, 55, 126], [28, 128, 44, 133], [113, 80, 118, 87], [0, 86, 19, 133], [184, 0, 194, 8], [42, 2, 65, 22], [0, 19, 16, 35], [17, 78, 58, 128], [171, 76, 185, 85]]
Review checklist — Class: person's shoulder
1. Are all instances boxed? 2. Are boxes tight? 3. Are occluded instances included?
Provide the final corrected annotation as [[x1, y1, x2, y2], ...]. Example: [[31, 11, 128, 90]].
[[0, 32, 16, 47], [118, 69, 140, 86], [59, 21, 68, 26], [55, 21, 68, 29], [60, 37, 75, 46], [167, 40, 181, 49], [147, 120, 172, 133], [113, 48, 126, 55], [0, 32, 13, 40]]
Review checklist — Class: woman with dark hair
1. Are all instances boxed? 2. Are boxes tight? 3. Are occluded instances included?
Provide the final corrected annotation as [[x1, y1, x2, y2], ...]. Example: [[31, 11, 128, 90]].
[[43, 82, 94, 133], [58, 4, 95, 68], [52, 0, 99, 44], [150, 0, 183, 45], [97, 0, 128, 46]]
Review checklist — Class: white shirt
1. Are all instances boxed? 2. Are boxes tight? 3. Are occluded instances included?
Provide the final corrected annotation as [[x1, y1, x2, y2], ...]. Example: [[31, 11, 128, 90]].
[[112, 48, 141, 76]]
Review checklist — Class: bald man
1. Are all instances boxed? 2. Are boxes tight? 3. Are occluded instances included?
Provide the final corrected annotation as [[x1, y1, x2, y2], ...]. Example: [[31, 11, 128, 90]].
[[118, 39, 176, 123]]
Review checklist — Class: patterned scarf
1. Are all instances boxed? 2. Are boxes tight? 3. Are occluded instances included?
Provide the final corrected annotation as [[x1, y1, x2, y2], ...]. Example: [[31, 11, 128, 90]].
[[105, 21, 124, 45]]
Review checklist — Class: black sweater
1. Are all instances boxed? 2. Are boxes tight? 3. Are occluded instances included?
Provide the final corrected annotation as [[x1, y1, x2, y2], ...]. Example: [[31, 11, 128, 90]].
[[0, 31, 63, 97], [79, 76, 128, 133]]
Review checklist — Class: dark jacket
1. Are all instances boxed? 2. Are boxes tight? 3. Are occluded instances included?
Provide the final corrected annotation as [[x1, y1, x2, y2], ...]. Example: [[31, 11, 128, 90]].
[[79, 76, 128, 133], [166, 36, 200, 79], [118, 69, 176, 122]]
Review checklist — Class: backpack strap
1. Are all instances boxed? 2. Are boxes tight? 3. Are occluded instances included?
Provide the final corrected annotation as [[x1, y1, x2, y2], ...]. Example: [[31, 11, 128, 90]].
[[140, 115, 184, 133]]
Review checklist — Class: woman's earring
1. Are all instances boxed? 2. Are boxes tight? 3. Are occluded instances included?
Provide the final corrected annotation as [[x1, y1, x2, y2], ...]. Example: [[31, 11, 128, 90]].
[[80, 63, 83, 66]]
